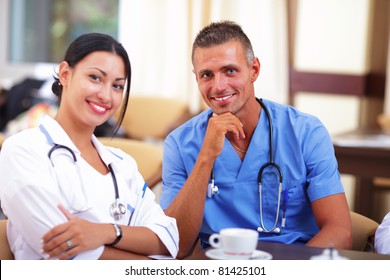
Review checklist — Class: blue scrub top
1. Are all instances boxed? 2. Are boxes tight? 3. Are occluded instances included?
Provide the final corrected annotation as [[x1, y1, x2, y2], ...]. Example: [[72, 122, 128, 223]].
[[161, 99, 344, 246]]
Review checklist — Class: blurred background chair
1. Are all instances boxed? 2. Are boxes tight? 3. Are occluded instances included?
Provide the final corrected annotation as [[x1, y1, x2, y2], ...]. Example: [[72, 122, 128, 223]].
[[350, 211, 379, 252], [0, 133, 5, 149], [0, 133, 6, 219], [118, 96, 192, 141], [99, 137, 163, 189], [0, 220, 14, 260]]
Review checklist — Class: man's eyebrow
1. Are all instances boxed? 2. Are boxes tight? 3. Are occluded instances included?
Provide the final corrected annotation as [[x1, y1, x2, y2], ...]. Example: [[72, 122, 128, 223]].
[[222, 64, 238, 70], [198, 69, 211, 74]]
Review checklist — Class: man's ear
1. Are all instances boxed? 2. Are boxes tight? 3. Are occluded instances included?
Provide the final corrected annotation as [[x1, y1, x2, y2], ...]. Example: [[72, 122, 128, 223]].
[[251, 57, 261, 83], [192, 68, 199, 82], [58, 61, 71, 86]]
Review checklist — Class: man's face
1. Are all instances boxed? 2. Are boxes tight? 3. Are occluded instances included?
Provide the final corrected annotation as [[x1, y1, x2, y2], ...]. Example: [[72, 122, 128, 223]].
[[192, 39, 260, 116]]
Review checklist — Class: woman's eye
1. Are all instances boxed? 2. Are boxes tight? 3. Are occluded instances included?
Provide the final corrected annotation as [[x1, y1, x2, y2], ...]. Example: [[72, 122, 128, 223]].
[[113, 83, 124, 91], [89, 74, 101, 82]]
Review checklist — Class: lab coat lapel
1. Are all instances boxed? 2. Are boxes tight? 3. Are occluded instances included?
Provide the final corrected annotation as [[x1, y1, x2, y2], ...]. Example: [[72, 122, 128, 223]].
[[39, 116, 80, 155]]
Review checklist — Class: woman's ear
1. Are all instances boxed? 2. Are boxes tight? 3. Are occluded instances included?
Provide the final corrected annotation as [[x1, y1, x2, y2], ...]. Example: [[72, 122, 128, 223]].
[[58, 61, 71, 86]]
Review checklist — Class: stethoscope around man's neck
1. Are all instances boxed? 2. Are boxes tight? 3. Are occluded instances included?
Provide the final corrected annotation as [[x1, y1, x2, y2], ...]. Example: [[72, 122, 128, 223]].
[[207, 98, 288, 234]]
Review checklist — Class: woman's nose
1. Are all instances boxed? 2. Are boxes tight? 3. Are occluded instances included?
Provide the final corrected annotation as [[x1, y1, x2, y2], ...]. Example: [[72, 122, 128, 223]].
[[97, 85, 111, 101]]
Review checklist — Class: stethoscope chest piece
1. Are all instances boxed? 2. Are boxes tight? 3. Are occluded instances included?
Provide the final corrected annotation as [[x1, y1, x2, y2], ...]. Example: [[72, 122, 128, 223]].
[[110, 199, 126, 220], [207, 177, 219, 198]]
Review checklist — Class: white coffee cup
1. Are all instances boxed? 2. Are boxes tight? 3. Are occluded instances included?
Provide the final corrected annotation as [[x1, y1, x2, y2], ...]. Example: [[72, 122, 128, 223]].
[[209, 228, 259, 259]]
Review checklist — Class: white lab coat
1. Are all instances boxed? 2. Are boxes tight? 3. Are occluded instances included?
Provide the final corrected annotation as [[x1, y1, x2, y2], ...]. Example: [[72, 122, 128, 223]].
[[375, 212, 390, 254], [0, 116, 178, 259]]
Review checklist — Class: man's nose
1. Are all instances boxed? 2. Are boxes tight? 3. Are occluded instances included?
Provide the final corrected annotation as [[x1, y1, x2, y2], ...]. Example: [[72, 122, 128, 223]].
[[213, 74, 228, 92]]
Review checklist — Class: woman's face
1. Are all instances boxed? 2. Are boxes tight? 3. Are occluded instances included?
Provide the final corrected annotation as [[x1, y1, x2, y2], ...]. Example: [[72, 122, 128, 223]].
[[58, 51, 126, 130]]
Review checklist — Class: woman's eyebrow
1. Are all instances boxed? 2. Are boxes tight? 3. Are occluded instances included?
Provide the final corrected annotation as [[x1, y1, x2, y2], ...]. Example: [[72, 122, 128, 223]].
[[87, 66, 107, 76], [87, 66, 126, 81]]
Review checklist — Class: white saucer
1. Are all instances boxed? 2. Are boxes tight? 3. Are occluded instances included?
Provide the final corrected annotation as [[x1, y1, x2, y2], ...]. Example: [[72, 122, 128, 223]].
[[310, 248, 349, 260], [205, 249, 272, 260]]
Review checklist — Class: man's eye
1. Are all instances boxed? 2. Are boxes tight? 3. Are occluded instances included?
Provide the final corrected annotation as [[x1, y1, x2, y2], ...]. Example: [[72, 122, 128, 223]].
[[201, 73, 211, 78], [227, 69, 237, 74]]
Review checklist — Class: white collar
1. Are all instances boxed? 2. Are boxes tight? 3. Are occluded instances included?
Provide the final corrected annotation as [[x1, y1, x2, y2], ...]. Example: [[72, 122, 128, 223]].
[[39, 116, 123, 166]]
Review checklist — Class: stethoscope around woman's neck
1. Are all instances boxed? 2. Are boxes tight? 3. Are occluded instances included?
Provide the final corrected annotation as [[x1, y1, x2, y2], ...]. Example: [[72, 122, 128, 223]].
[[207, 98, 288, 234], [41, 124, 126, 220]]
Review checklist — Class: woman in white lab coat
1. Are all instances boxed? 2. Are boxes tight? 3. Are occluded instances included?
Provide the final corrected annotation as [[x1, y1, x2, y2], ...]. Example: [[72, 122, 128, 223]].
[[0, 33, 178, 260]]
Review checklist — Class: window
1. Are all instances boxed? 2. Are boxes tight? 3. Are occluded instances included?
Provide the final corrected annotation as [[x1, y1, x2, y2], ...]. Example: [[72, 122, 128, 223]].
[[8, 0, 119, 63]]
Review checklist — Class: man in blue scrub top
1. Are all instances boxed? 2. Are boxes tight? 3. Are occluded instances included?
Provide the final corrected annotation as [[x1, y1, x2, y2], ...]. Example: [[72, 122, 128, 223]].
[[160, 20, 352, 259]]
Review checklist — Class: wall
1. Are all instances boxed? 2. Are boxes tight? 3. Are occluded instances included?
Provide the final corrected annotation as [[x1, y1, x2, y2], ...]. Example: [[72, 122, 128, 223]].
[[0, 1, 54, 90], [290, 0, 390, 219]]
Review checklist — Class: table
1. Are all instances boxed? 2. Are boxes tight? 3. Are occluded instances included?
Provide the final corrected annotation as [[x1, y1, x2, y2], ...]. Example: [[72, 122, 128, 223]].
[[332, 130, 390, 220], [188, 241, 390, 260]]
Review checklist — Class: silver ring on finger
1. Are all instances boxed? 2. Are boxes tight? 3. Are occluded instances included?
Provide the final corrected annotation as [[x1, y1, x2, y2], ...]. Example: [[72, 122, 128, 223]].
[[66, 240, 73, 249]]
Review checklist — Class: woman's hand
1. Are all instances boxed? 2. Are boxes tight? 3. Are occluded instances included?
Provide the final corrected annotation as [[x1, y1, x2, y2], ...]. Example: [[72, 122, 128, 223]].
[[41, 204, 112, 260]]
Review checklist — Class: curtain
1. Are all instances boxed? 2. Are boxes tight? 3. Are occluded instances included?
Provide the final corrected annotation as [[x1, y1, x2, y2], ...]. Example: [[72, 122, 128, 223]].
[[118, 0, 288, 113]]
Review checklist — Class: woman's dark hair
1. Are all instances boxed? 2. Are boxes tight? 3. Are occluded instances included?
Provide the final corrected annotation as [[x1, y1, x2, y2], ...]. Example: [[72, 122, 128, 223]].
[[52, 33, 131, 135]]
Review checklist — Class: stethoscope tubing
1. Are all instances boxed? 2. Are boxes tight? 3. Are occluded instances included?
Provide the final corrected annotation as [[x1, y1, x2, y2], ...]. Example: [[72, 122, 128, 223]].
[[48, 144, 91, 213], [208, 98, 286, 234], [257, 99, 284, 233], [48, 144, 77, 163], [108, 164, 120, 200], [48, 143, 125, 220], [257, 98, 283, 185]]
